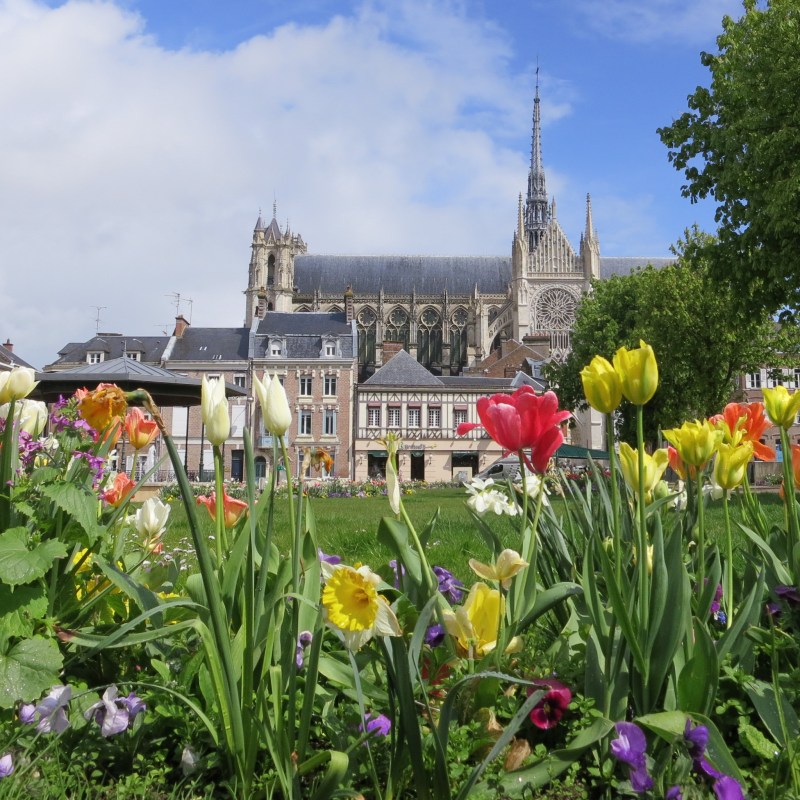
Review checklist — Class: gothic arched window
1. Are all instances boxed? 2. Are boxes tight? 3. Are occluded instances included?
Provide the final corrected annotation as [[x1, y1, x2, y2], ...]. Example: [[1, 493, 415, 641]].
[[417, 307, 442, 371], [357, 307, 377, 375], [267, 254, 276, 286], [449, 307, 468, 372], [385, 306, 410, 350]]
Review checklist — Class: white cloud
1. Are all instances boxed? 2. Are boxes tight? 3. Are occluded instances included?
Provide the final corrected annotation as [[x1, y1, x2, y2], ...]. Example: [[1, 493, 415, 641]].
[[571, 0, 742, 45]]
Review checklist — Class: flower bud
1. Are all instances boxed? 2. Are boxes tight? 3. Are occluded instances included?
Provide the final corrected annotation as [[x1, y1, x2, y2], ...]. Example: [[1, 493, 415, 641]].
[[255, 373, 291, 437], [0, 367, 38, 404], [580, 355, 622, 414], [763, 385, 800, 430], [613, 341, 658, 406], [713, 441, 753, 491], [201, 376, 230, 446]]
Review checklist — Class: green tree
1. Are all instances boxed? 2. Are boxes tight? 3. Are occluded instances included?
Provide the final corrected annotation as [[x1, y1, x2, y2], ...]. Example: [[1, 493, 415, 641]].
[[546, 229, 789, 445], [658, 0, 800, 317]]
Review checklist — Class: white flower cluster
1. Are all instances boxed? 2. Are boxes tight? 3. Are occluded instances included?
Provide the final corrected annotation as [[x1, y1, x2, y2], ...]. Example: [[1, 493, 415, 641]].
[[464, 477, 519, 517]]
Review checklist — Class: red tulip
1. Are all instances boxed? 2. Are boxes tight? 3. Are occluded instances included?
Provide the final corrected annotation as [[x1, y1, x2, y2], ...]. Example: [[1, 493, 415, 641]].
[[711, 402, 775, 461], [457, 387, 570, 473]]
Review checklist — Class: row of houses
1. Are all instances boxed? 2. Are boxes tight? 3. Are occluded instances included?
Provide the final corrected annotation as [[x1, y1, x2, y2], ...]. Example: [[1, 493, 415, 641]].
[[37, 312, 550, 484]]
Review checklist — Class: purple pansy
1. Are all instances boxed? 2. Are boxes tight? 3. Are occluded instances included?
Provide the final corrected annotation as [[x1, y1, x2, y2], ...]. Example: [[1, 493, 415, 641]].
[[528, 680, 572, 730], [709, 583, 723, 615], [713, 775, 745, 800], [610, 721, 653, 793], [432, 565, 464, 604], [361, 713, 392, 737], [295, 630, 313, 668], [666, 787, 683, 800], [765, 601, 782, 618], [388, 559, 406, 589], [18, 703, 35, 725], [774, 585, 800, 606], [685, 719, 724, 780], [318, 549, 341, 566], [84, 685, 145, 737], [34, 685, 72, 734]]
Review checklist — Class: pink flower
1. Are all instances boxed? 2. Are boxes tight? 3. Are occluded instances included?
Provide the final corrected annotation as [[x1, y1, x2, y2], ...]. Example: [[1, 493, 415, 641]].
[[528, 679, 571, 730]]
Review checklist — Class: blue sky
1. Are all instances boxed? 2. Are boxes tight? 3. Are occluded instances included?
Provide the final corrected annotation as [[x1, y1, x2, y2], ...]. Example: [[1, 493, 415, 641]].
[[1, 0, 742, 368]]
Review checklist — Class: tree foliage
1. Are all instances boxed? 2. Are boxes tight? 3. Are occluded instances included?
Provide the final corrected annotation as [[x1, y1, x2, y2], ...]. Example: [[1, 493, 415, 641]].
[[546, 229, 792, 445], [658, 0, 800, 318]]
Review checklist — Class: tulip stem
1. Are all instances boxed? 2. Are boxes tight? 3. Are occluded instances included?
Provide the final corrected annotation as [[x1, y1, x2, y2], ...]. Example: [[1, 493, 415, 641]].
[[636, 405, 649, 634], [696, 468, 706, 597], [722, 490, 734, 629], [213, 446, 226, 561], [606, 413, 621, 586]]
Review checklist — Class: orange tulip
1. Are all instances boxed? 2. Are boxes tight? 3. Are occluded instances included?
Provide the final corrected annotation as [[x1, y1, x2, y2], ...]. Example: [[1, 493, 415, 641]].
[[667, 445, 688, 481], [196, 491, 248, 528], [102, 473, 136, 507], [790, 445, 800, 491], [78, 383, 128, 433], [124, 407, 159, 451], [310, 447, 334, 473], [711, 402, 775, 461]]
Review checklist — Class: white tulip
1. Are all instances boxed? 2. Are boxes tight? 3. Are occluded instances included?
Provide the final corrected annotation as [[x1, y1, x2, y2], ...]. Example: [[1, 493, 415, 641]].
[[201, 376, 230, 446]]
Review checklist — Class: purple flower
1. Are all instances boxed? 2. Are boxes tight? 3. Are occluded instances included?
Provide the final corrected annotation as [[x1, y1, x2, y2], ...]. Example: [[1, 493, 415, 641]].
[[765, 601, 782, 618], [710, 583, 723, 616], [610, 721, 653, 793], [388, 559, 406, 589], [0, 754, 13, 778], [295, 630, 313, 668], [713, 776, 745, 800], [433, 565, 464, 604], [84, 685, 133, 737], [528, 680, 571, 730], [666, 787, 683, 800], [18, 703, 35, 725], [774, 585, 800, 606], [361, 713, 391, 737], [34, 685, 72, 734], [121, 692, 146, 719], [424, 623, 446, 648], [318, 549, 341, 566], [684, 718, 709, 759]]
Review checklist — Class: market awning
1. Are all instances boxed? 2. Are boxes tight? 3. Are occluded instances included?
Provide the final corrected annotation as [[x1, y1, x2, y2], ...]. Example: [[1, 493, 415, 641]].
[[555, 443, 610, 460]]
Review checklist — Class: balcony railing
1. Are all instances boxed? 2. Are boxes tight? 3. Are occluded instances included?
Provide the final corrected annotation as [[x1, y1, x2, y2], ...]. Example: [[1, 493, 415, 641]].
[[357, 427, 489, 440]]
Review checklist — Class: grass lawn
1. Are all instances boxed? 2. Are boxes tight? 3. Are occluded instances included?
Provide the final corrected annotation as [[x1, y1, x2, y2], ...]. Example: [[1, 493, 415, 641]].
[[159, 485, 787, 585]]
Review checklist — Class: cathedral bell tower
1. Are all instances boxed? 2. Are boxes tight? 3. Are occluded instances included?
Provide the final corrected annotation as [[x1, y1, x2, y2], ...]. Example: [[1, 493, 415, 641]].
[[245, 204, 307, 325]]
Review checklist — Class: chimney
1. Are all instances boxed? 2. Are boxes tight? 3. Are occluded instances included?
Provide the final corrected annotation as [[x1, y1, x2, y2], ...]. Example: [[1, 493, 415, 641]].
[[2, 339, 12, 353], [173, 315, 190, 337], [344, 285, 354, 323], [382, 341, 403, 365]]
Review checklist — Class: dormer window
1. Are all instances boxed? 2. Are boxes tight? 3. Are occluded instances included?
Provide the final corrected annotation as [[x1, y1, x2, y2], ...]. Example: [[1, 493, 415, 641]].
[[87, 352, 103, 364], [124, 352, 141, 361], [269, 338, 285, 357], [322, 338, 337, 357]]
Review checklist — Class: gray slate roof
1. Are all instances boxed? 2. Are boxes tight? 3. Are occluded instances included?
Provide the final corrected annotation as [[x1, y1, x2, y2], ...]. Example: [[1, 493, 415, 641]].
[[253, 311, 355, 360], [363, 350, 444, 386], [168, 328, 250, 362], [0, 343, 34, 370], [294, 255, 512, 296], [55, 334, 168, 365], [294, 254, 674, 297]]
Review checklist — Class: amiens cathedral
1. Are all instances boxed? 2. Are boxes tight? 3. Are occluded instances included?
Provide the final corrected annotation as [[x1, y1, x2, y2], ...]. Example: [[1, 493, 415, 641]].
[[244, 85, 670, 380]]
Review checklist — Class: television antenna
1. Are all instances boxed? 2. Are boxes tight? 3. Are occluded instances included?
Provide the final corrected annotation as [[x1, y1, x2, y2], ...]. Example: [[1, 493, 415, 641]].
[[166, 292, 194, 323], [92, 306, 107, 334]]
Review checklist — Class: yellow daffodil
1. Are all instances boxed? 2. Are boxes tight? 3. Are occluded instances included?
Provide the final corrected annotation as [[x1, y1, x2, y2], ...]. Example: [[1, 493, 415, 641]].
[[613, 341, 658, 406], [468, 549, 529, 589], [763, 385, 800, 430], [618, 442, 669, 503], [580, 355, 622, 414], [713, 441, 753, 491], [442, 582, 504, 657], [201, 376, 230, 446], [322, 563, 401, 651], [662, 420, 723, 469]]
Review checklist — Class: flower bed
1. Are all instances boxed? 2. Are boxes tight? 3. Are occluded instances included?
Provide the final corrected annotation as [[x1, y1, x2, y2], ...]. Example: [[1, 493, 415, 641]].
[[0, 357, 798, 798]]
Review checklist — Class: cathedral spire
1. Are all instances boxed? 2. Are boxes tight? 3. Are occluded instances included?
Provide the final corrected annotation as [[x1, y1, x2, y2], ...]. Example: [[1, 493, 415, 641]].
[[584, 193, 594, 240], [524, 69, 549, 249]]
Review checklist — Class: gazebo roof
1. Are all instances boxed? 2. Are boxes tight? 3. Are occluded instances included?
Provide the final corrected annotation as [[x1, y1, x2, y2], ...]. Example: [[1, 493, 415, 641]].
[[33, 357, 247, 407]]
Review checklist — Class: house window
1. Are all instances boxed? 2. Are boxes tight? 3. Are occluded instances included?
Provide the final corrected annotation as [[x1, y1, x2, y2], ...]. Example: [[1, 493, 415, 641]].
[[745, 371, 762, 389], [388, 407, 401, 428], [87, 352, 103, 364], [428, 407, 441, 428], [408, 407, 421, 428], [299, 376, 312, 396], [454, 408, 467, 427], [324, 408, 337, 436], [324, 375, 337, 396], [299, 410, 312, 436], [270, 341, 283, 356], [325, 341, 337, 357], [233, 374, 246, 388], [367, 407, 381, 428]]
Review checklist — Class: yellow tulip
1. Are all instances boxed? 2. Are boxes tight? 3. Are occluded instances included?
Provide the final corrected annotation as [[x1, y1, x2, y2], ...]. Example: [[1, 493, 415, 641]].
[[580, 355, 622, 414], [762, 385, 800, 430], [442, 582, 504, 657], [662, 420, 723, 468], [201, 376, 230, 446], [613, 341, 658, 405], [618, 442, 669, 503], [714, 441, 753, 491], [468, 549, 529, 589]]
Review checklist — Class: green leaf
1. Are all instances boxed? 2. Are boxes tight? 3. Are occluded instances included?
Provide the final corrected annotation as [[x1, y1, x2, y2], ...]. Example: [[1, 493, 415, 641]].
[[738, 721, 779, 761], [0, 636, 63, 707], [41, 482, 103, 545], [0, 528, 67, 586], [0, 583, 47, 638], [744, 679, 800, 746], [677, 618, 718, 715]]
